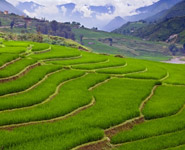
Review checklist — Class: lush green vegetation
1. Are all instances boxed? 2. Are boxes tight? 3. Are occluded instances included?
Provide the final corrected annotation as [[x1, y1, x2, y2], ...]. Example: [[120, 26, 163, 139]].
[[30, 45, 81, 60], [72, 57, 126, 70], [0, 65, 61, 96], [0, 70, 84, 111], [0, 40, 185, 150], [0, 53, 19, 67], [31, 43, 50, 52], [114, 129, 185, 150], [0, 47, 26, 53], [142, 85, 185, 119], [0, 58, 36, 78], [73, 28, 171, 60], [113, 1, 185, 44]]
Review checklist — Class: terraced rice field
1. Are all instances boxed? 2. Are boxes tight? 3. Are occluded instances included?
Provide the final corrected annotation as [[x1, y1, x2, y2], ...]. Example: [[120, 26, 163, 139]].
[[0, 41, 185, 150]]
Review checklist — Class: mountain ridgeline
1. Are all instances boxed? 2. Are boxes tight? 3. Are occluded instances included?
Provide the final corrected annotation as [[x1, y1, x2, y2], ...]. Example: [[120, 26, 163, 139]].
[[0, 0, 25, 15], [103, 16, 126, 32], [113, 0, 185, 44]]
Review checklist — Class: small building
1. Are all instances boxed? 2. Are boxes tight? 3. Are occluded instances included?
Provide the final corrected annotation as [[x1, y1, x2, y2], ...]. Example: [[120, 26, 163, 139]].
[[4, 11, 9, 15]]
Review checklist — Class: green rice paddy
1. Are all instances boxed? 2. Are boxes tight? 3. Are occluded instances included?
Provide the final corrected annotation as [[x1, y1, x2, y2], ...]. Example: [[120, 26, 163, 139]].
[[0, 40, 184, 150]]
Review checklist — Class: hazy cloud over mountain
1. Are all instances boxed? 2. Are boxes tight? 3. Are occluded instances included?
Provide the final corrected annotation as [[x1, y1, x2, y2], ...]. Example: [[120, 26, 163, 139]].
[[6, 0, 159, 28]]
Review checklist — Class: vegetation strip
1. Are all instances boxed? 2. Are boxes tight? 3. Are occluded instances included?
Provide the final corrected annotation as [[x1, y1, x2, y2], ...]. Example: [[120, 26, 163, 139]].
[[0, 62, 41, 83], [139, 85, 158, 116], [0, 72, 86, 112], [0, 57, 21, 70], [0, 67, 61, 99], [0, 97, 95, 130], [0, 69, 65, 111]]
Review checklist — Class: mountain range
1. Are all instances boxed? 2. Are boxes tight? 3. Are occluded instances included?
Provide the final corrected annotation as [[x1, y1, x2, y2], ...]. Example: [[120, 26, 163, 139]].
[[124, 0, 183, 21], [103, 16, 126, 32], [0, 0, 184, 33], [0, 0, 24, 15], [113, 0, 185, 44]]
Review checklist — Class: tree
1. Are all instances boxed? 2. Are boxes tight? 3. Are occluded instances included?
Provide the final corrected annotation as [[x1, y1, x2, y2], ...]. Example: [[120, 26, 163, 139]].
[[108, 38, 113, 46], [169, 44, 178, 55], [183, 43, 185, 50], [10, 20, 15, 29], [50, 20, 58, 32], [80, 34, 84, 45], [24, 22, 27, 29], [0, 20, 2, 27]]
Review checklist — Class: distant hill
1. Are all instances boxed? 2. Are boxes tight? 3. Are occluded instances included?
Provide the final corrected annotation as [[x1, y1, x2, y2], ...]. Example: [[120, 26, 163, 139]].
[[103, 16, 126, 32], [16, 1, 43, 13], [125, 0, 182, 21], [114, 16, 185, 44], [0, 0, 25, 15], [146, 0, 185, 22], [113, 21, 148, 35], [114, 0, 185, 43]]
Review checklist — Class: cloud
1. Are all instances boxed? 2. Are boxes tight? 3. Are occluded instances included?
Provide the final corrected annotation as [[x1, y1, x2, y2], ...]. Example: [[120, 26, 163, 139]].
[[73, 5, 93, 18], [24, 4, 60, 20], [61, 6, 67, 16], [7, 0, 159, 26]]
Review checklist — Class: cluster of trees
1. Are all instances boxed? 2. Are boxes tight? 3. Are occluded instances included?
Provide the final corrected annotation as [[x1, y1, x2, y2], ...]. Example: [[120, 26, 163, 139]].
[[36, 20, 75, 40], [169, 44, 185, 55]]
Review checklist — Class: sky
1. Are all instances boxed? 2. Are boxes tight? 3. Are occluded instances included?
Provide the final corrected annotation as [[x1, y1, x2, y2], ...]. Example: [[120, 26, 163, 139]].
[[6, 0, 159, 27]]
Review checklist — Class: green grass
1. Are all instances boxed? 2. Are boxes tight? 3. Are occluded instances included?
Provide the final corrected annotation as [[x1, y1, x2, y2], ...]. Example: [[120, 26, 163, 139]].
[[114, 129, 185, 150], [0, 65, 61, 96], [0, 47, 27, 54], [0, 77, 156, 149], [5, 127, 103, 150], [164, 64, 185, 85], [72, 57, 126, 70], [31, 43, 50, 52], [0, 41, 185, 149], [111, 105, 185, 145], [0, 70, 83, 111], [73, 28, 170, 61], [97, 58, 146, 74], [0, 73, 109, 126], [165, 145, 185, 150], [3, 41, 30, 47], [142, 85, 185, 119], [0, 58, 36, 78], [48, 51, 108, 66], [0, 53, 19, 67], [30, 45, 81, 60], [125, 61, 167, 80]]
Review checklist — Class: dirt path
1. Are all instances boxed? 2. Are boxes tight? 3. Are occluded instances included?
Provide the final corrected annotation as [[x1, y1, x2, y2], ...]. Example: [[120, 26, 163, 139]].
[[73, 137, 112, 150]]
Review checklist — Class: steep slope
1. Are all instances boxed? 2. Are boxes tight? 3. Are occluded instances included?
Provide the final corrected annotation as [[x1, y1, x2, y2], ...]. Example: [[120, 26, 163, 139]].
[[0, 0, 24, 15], [146, 0, 185, 22], [125, 0, 182, 21], [126, 16, 185, 43], [113, 21, 148, 36], [103, 16, 126, 32]]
